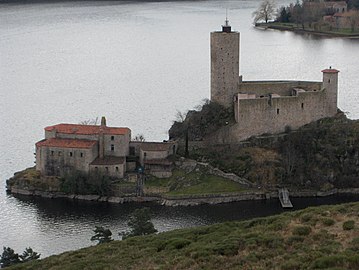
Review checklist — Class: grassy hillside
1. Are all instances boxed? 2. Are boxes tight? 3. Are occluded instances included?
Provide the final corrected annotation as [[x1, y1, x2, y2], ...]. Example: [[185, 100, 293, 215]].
[[9, 202, 359, 270], [179, 112, 359, 191]]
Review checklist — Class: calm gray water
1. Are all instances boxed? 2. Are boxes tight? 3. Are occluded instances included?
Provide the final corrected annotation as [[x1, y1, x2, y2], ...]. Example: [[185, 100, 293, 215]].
[[0, 0, 359, 258]]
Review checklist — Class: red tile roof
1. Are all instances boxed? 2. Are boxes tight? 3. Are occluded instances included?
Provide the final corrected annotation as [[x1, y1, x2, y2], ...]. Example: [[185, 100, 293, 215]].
[[90, 156, 125, 165], [45, 124, 130, 135], [140, 142, 174, 152], [36, 138, 97, 149], [322, 69, 339, 73]]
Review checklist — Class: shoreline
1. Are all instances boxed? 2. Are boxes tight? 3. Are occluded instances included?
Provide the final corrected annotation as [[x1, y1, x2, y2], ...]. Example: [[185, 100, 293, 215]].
[[255, 23, 359, 39], [7, 186, 359, 206]]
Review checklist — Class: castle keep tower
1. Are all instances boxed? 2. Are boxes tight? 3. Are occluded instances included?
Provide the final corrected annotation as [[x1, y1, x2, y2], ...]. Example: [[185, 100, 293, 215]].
[[211, 19, 240, 107], [322, 68, 339, 116]]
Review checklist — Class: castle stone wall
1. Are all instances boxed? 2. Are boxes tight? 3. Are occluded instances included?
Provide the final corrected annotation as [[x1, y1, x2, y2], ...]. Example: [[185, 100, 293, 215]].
[[38, 144, 98, 176], [89, 163, 125, 178], [239, 81, 322, 96], [103, 134, 130, 157], [208, 89, 331, 144]]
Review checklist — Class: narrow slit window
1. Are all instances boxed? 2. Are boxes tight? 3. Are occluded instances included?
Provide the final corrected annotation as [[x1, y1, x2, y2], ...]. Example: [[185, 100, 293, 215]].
[[111, 144, 114, 151], [111, 136, 114, 140], [277, 108, 280, 115], [80, 153, 83, 157], [115, 167, 119, 172], [51, 151, 54, 156], [69, 152, 73, 157], [301, 103, 304, 109]]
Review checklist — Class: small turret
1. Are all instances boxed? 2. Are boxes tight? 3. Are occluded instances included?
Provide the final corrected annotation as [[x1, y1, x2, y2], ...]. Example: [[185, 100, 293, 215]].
[[222, 17, 231, 33]]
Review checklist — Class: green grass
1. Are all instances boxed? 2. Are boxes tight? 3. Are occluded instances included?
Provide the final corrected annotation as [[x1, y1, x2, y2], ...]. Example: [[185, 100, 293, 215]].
[[145, 169, 248, 197], [7, 202, 359, 270], [166, 174, 246, 196]]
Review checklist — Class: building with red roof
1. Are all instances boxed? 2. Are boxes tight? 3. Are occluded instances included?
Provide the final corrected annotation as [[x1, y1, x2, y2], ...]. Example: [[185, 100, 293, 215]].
[[35, 117, 177, 179], [36, 117, 131, 178]]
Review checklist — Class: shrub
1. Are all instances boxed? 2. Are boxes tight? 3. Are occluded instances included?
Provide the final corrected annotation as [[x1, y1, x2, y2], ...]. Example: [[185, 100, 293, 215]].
[[286, 235, 305, 245], [268, 220, 287, 231], [292, 226, 312, 236], [300, 213, 313, 223], [348, 237, 359, 251], [322, 218, 335, 226], [166, 238, 192, 250], [343, 220, 355, 231], [311, 255, 346, 269], [312, 229, 334, 241], [281, 258, 301, 270]]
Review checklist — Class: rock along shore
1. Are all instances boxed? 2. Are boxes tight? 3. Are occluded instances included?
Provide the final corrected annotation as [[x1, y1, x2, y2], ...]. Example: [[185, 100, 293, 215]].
[[7, 186, 359, 207], [255, 23, 359, 39]]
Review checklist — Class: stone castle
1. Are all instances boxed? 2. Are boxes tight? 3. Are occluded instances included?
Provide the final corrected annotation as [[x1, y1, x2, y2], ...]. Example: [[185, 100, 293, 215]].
[[35, 20, 340, 178], [209, 19, 339, 143]]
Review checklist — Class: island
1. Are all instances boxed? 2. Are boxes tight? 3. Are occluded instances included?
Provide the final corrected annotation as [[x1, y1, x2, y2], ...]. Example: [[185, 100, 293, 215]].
[[6, 19, 359, 205]]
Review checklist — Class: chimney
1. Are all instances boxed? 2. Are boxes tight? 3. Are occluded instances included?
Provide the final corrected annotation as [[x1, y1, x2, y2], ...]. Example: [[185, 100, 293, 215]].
[[101, 116, 107, 127], [99, 129, 104, 159]]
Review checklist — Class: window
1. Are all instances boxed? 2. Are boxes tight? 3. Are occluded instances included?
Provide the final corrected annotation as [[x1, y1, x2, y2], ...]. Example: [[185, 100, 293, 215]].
[[105, 167, 109, 172], [51, 151, 54, 156], [301, 103, 304, 109], [115, 167, 119, 172], [69, 152, 73, 157], [328, 79, 331, 83], [129, 146, 135, 156], [111, 144, 114, 151], [277, 109, 280, 115], [80, 152, 83, 157], [111, 136, 114, 140], [95, 167, 98, 171]]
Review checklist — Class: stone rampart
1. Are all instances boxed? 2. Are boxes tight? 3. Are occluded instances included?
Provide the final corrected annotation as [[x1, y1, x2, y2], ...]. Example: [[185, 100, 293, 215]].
[[239, 80, 322, 96], [209, 88, 332, 144]]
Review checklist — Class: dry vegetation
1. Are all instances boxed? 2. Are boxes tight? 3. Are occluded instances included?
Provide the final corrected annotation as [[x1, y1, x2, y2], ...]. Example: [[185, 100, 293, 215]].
[[8, 202, 359, 270], [185, 113, 359, 190]]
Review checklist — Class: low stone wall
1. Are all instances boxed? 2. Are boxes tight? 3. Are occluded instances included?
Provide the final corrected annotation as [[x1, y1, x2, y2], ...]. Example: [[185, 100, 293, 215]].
[[7, 183, 359, 206], [175, 158, 253, 187], [161, 192, 266, 206]]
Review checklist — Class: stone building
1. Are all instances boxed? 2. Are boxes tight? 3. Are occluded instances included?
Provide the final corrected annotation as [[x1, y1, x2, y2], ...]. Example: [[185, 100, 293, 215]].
[[209, 20, 339, 143], [35, 117, 176, 178]]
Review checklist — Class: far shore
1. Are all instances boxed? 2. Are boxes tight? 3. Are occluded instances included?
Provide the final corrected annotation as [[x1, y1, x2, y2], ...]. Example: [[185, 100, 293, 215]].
[[255, 22, 359, 39]]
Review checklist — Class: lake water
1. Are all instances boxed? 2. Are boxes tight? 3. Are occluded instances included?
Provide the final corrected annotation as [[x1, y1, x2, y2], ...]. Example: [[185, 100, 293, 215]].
[[0, 0, 358, 258]]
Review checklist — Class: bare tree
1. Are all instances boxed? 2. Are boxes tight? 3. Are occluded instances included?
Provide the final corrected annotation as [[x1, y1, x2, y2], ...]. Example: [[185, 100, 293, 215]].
[[253, 0, 277, 24], [133, 134, 145, 142], [175, 110, 187, 123], [79, 117, 99, 125]]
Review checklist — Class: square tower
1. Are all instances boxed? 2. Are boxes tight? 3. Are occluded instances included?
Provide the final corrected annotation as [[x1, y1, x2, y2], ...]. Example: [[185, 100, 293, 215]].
[[210, 20, 240, 107]]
